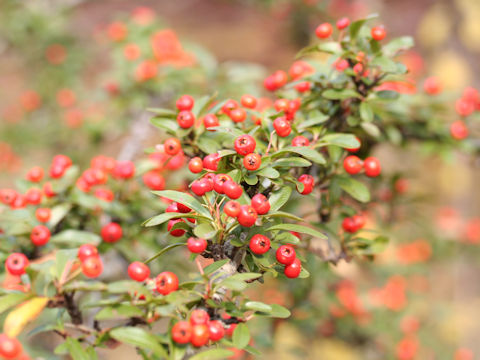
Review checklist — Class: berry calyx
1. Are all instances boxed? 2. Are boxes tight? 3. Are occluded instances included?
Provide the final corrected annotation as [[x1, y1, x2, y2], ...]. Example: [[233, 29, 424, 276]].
[[164, 138, 182, 156], [213, 174, 232, 194], [276, 245, 296, 265], [363, 157, 381, 177], [172, 321, 192, 344], [30, 225, 51, 246], [249, 234, 271, 255], [187, 237, 207, 254], [82, 256, 103, 278], [155, 271, 179, 295], [128, 261, 150, 282], [237, 205, 258, 227], [243, 153, 261, 171], [5, 253, 29, 276], [315, 23, 333, 39], [343, 155, 363, 175], [101, 222, 123, 243], [234, 135, 256, 156], [188, 157, 203, 173], [284, 258, 302, 278], [78, 244, 99, 262], [251, 193, 270, 215]]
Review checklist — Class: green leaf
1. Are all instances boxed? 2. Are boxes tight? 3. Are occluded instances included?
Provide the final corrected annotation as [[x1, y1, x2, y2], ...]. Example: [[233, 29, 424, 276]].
[[319, 134, 360, 148], [269, 304, 291, 318], [47, 203, 71, 228], [255, 167, 280, 179], [273, 157, 311, 168], [244, 174, 258, 185], [338, 176, 371, 203], [190, 349, 234, 360], [371, 56, 398, 73], [359, 102, 374, 122], [269, 187, 292, 212], [266, 224, 327, 239], [50, 230, 101, 246], [361, 122, 381, 137], [193, 223, 217, 239], [273, 146, 325, 165], [227, 169, 242, 182], [207, 126, 244, 139], [144, 212, 205, 227], [297, 114, 329, 130], [349, 13, 378, 39], [245, 301, 272, 313], [65, 338, 90, 360], [144, 243, 186, 264], [322, 89, 362, 100], [232, 323, 251, 349], [152, 190, 212, 219], [110, 327, 167, 358], [147, 108, 177, 117], [383, 36, 414, 57], [149, 117, 179, 134], [0, 293, 32, 314], [267, 211, 304, 222], [204, 259, 229, 275], [219, 278, 247, 291], [377, 90, 399, 100], [197, 135, 220, 154], [192, 93, 217, 118], [317, 41, 342, 54], [228, 273, 262, 282]]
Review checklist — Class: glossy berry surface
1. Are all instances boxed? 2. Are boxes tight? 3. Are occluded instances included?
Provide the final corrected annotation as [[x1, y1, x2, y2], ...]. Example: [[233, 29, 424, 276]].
[[101, 222, 123, 243], [223, 180, 243, 199], [177, 110, 195, 129], [187, 237, 207, 254], [284, 258, 302, 278], [273, 117, 291, 137], [371, 26, 386, 41], [167, 219, 186, 237], [315, 23, 333, 38], [363, 157, 381, 177], [234, 135, 256, 156], [82, 256, 103, 278], [249, 234, 271, 255], [176, 95, 194, 111], [191, 324, 210, 347], [78, 244, 99, 262], [276, 245, 296, 265], [0, 334, 22, 359], [190, 309, 209, 325], [343, 155, 363, 175], [188, 157, 203, 173], [128, 261, 150, 282], [243, 153, 261, 171], [172, 321, 192, 344], [155, 271, 179, 295], [30, 225, 51, 246], [251, 193, 270, 215], [164, 138, 182, 155], [237, 205, 258, 227], [224, 200, 241, 217], [5, 253, 29, 276], [297, 174, 314, 195], [208, 320, 225, 341], [35, 208, 51, 223]]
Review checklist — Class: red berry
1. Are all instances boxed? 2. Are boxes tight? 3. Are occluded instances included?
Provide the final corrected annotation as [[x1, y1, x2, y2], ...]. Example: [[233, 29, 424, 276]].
[[229, 108, 247, 123], [177, 110, 195, 129], [240, 94, 257, 109], [176, 95, 194, 111], [49, 163, 66, 179], [188, 157, 204, 173], [101, 222, 123, 243], [190, 309, 209, 325], [53, 154, 72, 168], [363, 157, 381, 177], [223, 180, 243, 199], [203, 113, 219, 129], [95, 188, 114, 202], [114, 161, 135, 179], [336, 17, 350, 30], [82, 256, 103, 278], [291, 135, 310, 147], [143, 171, 165, 191], [297, 174, 314, 195], [276, 245, 296, 265], [342, 217, 357, 233], [234, 135, 256, 156], [423, 77, 442, 95], [343, 155, 363, 175], [172, 321, 192, 344], [5, 253, 29, 276], [0, 189, 18, 205], [191, 324, 210, 347], [352, 214, 366, 230], [0, 334, 22, 359], [30, 225, 50, 246], [450, 120, 469, 140], [273, 70, 288, 88], [284, 258, 302, 278], [251, 193, 270, 215], [25, 188, 42, 205], [11, 195, 27, 209], [155, 271, 178, 295], [191, 179, 210, 196], [164, 138, 182, 156], [176, 202, 191, 213], [208, 320, 225, 341], [295, 81, 311, 93], [187, 237, 207, 254], [249, 234, 271, 255], [167, 219, 186, 237], [273, 117, 291, 137], [371, 26, 386, 41], [274, 99, 289, 112], [315, 23, 333, 38], [243, 153, 261, 171], [213, 174, 232, 194], [224, 200, 241, 217], [128, 261, 150, 282], [237, 205, 257, 227], [26, 166, 44, 182], [78, 244, 99, 262], [203, 153, 220, 171], [222, 99, 239, 116]]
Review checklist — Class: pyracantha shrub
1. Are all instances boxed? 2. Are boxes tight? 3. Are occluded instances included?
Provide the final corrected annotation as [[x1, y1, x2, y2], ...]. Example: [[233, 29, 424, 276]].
[[0, 14, 479, 359]]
